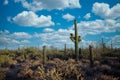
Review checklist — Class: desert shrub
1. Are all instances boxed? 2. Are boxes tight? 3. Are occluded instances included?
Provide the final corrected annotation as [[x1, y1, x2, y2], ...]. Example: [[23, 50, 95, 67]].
[[17, 65, 33, 79], [0, 50, 9, 55], [101, 52, 115, 57], [97, 74, 118, 80], [33, 66, 62, 80], [0, 68, 9, 80], [0, 72, 6, 80], [81, 49, 89, 59], [0, 55, 16, 67]]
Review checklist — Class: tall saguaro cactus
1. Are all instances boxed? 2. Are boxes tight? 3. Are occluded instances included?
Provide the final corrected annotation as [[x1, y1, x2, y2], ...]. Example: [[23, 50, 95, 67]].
[[43, 45, 47, 64], [70, 19, 81, 61]]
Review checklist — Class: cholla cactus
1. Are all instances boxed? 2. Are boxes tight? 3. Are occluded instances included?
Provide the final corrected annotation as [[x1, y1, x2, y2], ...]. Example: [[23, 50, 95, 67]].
[[43, 45, 47, 64], [70, 19, 81, 61]]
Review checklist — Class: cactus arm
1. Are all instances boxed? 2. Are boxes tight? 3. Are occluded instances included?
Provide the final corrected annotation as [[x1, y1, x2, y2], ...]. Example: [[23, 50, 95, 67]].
[[70, 37, 75, 42], [70, 33, 75, 42], [78, 36, 81, 42]]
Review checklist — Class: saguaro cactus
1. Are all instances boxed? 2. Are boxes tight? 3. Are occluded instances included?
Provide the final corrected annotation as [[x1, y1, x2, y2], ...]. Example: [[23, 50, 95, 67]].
[[110, 40, 113, 50], [64, 43, 67, 55], [43, 45, 47, 64], [79, 48, 82, 58], [70, 19, 81, 61], [102, 38, 106, 53], [89, 45, 94, 67]]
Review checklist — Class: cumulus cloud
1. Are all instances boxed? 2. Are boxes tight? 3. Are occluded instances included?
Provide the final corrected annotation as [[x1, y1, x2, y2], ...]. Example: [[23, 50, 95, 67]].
[[13, 11, 54, 27], [76, 19, 120, 35], [62, 13, 75, 21], [0, 30, 31, 48], [21, 40, 30, 44], [14, 0, 81, 11], [92, 2, 120, 19], [80, 40, 97, 48], [43, 28, 54, 33], [34, 28, 74, 48], [84, 13, 91, 20], [11, 32, 32, 39], [108, 35, 120, 48]]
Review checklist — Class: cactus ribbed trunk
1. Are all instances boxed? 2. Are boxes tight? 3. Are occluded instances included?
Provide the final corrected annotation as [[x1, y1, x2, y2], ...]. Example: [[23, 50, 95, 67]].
[[102, 38, 106, 53], [79, 48, 82, 58], [111, 40, 113, 50], [43, 46, 46, 64], [89, 45, 94, 68], [74, 20, 79, 61], [64, 44, 67, 55]]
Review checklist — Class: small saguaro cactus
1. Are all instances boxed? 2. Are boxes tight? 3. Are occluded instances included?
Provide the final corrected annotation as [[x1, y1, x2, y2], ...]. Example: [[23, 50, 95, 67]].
[[89, 45, 94, 68], [110, 40, 113, 50], [43, 45, 47, 64], [64, 43, 67, 55], [79, 48, 82, 58], [102, 38, 106, 53], [70, 19, 81, 61]]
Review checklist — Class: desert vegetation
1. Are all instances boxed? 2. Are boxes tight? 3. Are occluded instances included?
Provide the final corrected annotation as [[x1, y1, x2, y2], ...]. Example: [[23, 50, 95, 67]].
[[0, 46, 120, 80]]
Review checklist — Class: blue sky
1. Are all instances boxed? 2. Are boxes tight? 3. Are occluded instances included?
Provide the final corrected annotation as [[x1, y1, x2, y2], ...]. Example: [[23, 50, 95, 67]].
[[0, 0, 120, 49]]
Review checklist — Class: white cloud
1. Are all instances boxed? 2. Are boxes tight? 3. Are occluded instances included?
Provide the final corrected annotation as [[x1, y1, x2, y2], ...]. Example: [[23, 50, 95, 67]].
[[43, 28, 54, 33], [84, 13, 91, 20], [108, 35, 120, 48], [0, 30, 31, 48], [92, 2, 120, 19], [11, 32, 32, 39], [14, 0, 81, 11], [80, 40, 97, 48], [11, 39, 20, 44], [4, 0, 8, 5], [13, 11, 54, 27], [34, 28, 74, 48], [62, 13, 75, 21], [0, 30, 9, 34], [21, 40, 30, 44], [76, 19, 120, 35]]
